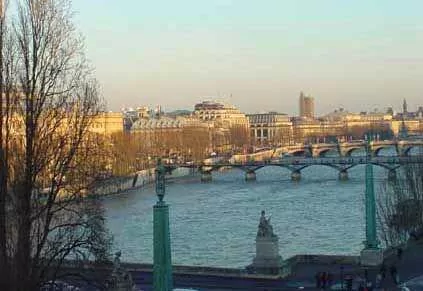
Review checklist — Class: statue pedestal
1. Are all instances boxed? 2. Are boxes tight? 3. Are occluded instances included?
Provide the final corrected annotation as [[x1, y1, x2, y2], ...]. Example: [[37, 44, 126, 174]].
[[360, 248, 383, 266], [249, 235, 288, 275], [106, 252, 135, 291], [247, 210, 290, 277], [106, 269, 135, 291]]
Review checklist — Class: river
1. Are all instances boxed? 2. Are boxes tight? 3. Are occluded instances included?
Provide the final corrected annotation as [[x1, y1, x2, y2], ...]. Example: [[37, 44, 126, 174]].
[[101, 148, 418, 268]]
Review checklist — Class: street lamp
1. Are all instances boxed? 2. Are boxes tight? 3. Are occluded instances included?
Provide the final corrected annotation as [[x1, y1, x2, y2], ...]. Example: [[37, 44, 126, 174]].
[[153, 158, 173, 291], [360, 135, 383, 266]]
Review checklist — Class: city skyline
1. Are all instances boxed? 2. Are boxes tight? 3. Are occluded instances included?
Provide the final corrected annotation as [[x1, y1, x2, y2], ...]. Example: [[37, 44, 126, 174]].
[[122, 96, 418, 117], [73, 0, 423, 114]]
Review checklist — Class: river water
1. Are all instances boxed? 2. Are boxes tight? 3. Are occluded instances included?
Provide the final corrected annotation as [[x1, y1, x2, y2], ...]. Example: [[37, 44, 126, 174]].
[[101, 148, 419, 268]]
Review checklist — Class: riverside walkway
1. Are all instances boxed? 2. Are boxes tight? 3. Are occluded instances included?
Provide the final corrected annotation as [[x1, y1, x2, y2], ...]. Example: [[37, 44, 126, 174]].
[[61, 239, 423, 290]]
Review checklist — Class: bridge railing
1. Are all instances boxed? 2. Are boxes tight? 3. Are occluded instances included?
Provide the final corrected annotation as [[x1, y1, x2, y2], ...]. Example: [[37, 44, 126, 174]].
[[168, 155, 423, 168]]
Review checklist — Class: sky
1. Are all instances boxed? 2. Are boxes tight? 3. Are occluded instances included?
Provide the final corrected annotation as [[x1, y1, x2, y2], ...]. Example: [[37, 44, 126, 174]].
[[72, 0, 423, 115]]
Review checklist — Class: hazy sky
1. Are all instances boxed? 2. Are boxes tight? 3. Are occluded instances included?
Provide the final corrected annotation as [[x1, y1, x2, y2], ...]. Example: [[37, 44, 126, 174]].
[[72, 0, 423, 115]]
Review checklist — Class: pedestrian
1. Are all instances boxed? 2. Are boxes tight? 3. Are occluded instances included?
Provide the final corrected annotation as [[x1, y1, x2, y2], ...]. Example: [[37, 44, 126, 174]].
[[390, 265, 398, 285], [380, 263, 387, 279], [327, 272, 333, 288], [375, 273, 382, 288], [316, 272, 321, 289], [321, 272, 327, 289], [397, 247, 403, 260], [366, 280, 373, 291]]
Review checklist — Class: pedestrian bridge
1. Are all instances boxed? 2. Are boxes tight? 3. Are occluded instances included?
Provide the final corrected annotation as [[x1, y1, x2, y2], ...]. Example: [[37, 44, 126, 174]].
[[165, 155, 423, 182]]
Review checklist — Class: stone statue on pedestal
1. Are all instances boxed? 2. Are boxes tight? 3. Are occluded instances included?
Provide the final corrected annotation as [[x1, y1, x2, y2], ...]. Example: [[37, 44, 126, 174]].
[[247, 210, 290, 276], [258, 210, 275, 238], [106, 251, 137, 291]]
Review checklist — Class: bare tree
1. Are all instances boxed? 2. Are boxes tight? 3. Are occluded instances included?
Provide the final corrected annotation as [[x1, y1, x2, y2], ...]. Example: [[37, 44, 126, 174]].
[[377, 163, 423, 248], [0, 1, 111, 290]]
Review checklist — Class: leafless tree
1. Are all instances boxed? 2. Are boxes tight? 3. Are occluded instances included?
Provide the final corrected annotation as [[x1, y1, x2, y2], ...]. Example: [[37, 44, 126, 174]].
[[377, 163, 423, 248], [0, 1, 111, 290]]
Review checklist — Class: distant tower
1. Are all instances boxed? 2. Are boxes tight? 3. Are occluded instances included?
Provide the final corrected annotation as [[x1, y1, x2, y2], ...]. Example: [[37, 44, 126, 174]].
[[400, 99, 408, 139], [299, 92, 314, 119], [403, 99, 408, 115]]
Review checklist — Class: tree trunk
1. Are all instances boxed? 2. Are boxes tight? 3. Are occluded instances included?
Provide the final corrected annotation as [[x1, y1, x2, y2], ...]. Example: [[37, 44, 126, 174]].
[[0, 149, 9, 291]]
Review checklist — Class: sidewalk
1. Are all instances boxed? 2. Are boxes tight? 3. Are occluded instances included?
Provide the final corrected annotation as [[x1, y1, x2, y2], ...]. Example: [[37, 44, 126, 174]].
[[284, 240, 423, 291]]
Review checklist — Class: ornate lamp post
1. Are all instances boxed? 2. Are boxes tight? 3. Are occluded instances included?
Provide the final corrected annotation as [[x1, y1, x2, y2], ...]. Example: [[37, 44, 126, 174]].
[[153, 159, 173, 291], [360, 136, 383, 266]]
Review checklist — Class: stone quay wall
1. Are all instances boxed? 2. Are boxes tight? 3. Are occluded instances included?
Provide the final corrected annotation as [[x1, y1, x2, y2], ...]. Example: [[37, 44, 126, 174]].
[[90, 167, 196, 196], [285, 254, 359, 267]]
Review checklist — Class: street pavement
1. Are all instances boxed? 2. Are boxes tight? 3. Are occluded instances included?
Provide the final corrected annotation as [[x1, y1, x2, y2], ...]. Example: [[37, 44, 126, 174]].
[[56, 239, 423, 291], [166, 239, 423, 291]]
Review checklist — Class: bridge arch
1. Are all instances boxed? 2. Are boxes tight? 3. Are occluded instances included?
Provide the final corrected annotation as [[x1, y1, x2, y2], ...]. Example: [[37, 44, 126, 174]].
[[403, 145, 423, 156], [317, 148, 340, 157], [343, 147, 364, 157], [296, 163, 345, 172], [207, 164, 247, 173], [288, 149, 307, 156], [251, 164, 295, 173], [373, 145, 396, 157]]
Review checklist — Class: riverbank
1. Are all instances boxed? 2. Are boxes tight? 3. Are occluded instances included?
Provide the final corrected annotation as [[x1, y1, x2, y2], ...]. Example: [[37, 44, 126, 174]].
[[90, 167, 198, 197]]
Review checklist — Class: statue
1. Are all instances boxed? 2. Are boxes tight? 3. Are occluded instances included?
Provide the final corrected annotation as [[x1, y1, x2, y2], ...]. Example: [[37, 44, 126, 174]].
[[113, 251, 122, 272], [257, 210, 274, 237], [106, 251, 137, 291], [248, 210, 289, 276]]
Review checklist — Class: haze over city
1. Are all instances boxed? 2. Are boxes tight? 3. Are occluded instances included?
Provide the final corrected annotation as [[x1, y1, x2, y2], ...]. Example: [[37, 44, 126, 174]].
[[72, 0, 423, 114], [3, 1, 423, 290]]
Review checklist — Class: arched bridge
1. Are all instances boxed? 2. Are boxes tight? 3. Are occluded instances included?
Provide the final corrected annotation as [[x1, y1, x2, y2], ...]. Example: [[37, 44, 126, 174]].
[[234, 140, 423, 162], [165, 155, 423, 182]]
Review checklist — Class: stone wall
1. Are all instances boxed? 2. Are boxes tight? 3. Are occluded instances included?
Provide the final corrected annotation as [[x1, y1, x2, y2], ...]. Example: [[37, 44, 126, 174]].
[[285, 254, 359, 267], [90, 167, 195, 196]]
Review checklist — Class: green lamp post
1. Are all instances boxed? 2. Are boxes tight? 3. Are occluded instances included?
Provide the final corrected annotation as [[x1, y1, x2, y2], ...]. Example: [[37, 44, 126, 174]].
[[360, 136, 382, 265], [153, 159, 173, 291], [364, 153, 378, 249]]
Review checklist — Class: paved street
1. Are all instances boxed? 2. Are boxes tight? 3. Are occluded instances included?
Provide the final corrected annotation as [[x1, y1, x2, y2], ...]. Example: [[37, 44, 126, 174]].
[[60, 239, 423, 291]]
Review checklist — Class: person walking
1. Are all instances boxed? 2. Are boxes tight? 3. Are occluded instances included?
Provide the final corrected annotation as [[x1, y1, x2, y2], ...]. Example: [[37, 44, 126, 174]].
[[390, 265, 399, 285], [375, 273, 382, 288], [397, 247, 403, 260], [321, 272, 327, 289], [316, 272, 321, 289], [327, 272, 333, 288], [380, 264, 386, 280]]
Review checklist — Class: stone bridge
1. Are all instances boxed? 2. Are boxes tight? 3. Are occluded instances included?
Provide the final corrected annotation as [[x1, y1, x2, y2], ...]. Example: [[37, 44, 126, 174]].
[[238, 140, 423, 162], [287, 140, 423, 157], [165, 155, 423, 182]]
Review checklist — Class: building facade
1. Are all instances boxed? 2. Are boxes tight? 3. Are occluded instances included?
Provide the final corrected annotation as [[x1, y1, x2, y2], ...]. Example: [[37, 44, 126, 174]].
[[89, 112, 124, 135], [130, 115, 216, 160], [247, 112, 293, 146], [193, 100, 249, 129], [292, 118, 346, 143]]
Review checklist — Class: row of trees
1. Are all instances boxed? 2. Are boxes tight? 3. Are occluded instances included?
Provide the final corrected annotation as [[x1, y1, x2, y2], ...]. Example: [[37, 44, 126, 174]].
[[109, 127, 215, 176], [0, 1, 111, 290]]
